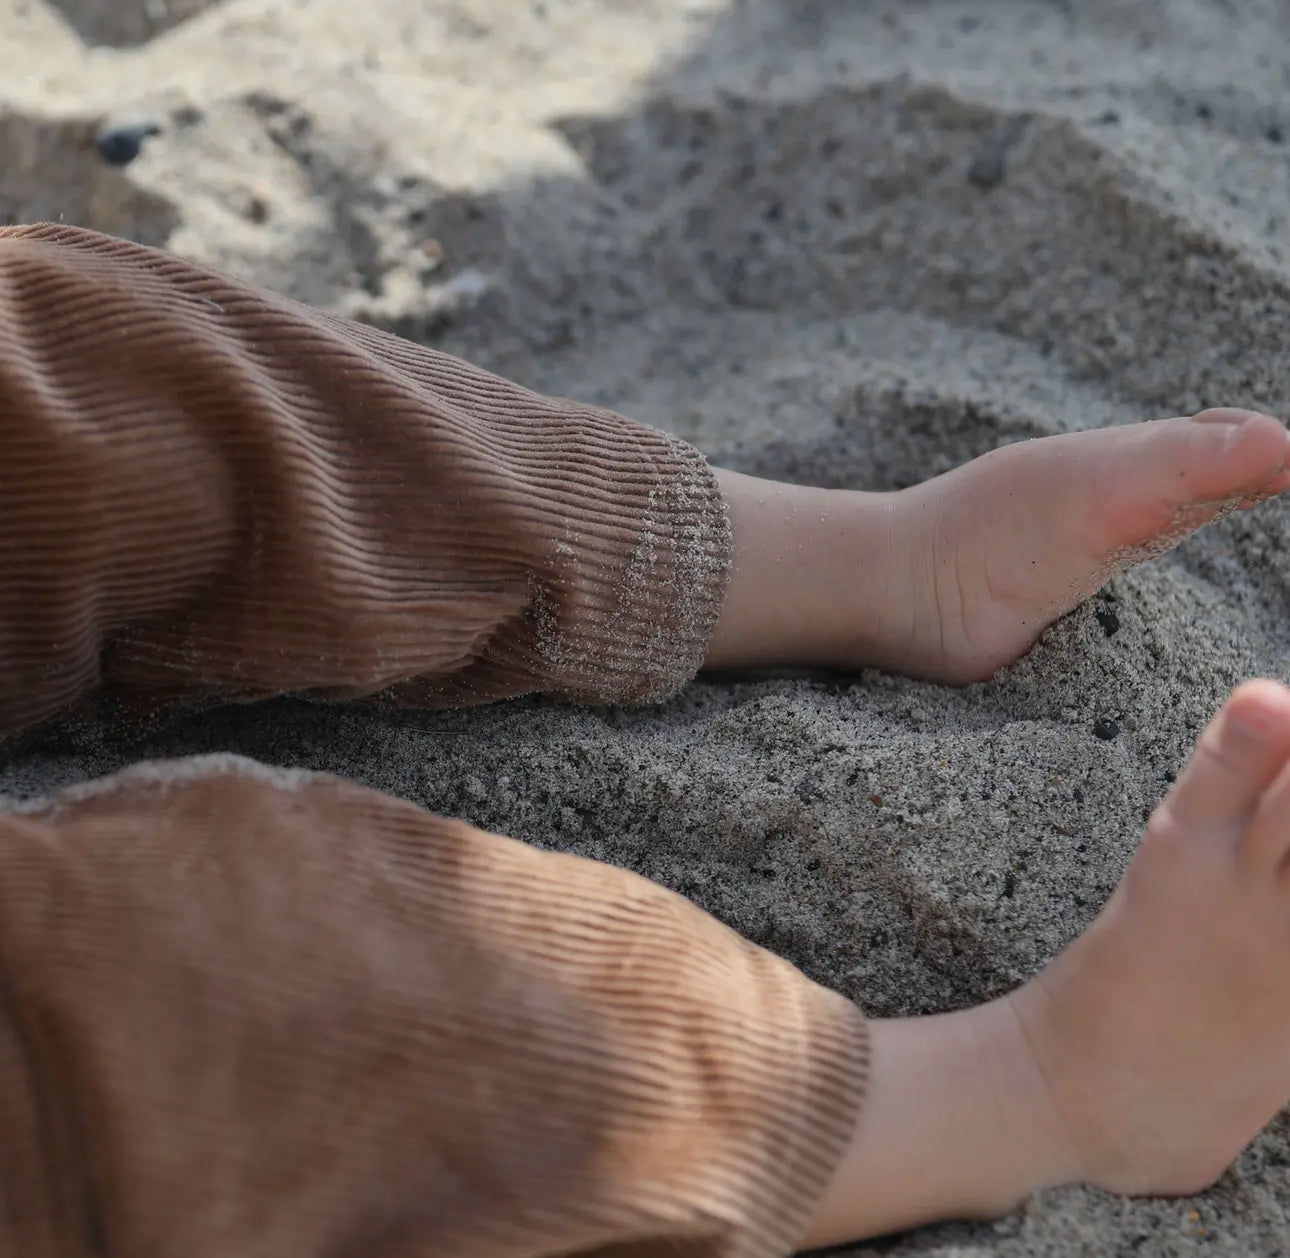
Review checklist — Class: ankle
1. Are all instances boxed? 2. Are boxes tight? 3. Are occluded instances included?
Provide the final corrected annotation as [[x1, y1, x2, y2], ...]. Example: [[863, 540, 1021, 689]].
[[706, 468, 900, 670], [991, 991, 1089, 1194], [950, 998, 1086, 1211], [803, 1000, 1081, 1248]]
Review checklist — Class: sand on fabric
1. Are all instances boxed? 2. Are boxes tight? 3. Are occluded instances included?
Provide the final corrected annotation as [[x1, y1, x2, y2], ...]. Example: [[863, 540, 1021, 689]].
[[4, 1, 1290, 1253]]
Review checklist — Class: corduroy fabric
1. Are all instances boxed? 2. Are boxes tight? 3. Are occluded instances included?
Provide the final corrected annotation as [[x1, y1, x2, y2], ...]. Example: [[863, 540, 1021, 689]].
[[0, 223, 732, 740], [0, 759, 868, 1258], [0, 225, 870, 1257]]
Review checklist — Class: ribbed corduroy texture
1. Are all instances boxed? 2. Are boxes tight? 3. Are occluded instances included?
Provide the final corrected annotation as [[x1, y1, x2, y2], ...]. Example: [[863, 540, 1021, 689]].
[[0, 223, 732, 741], [0, 225, 870, 1257], [0, 758, 869, 1258]]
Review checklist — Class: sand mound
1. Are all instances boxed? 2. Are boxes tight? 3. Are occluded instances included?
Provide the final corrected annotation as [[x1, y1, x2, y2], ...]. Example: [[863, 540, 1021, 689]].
[[47, 0, 224, 48], [4, 1, 1290, 1253]]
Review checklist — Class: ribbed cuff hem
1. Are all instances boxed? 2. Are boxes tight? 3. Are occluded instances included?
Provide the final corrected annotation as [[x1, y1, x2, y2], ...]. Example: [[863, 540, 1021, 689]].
[[713, 970, 871, 1258], [525, 416, 733, 705], [408, 406, 734, 710]]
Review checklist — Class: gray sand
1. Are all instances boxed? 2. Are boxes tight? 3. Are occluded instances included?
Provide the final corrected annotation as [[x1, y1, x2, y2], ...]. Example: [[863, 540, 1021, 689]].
[[5, 0, 1290, 1252]]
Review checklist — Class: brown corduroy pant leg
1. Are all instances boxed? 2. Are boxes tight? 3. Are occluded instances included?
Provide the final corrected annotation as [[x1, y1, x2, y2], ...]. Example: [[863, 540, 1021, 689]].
[[0, 225, 870, 1258]]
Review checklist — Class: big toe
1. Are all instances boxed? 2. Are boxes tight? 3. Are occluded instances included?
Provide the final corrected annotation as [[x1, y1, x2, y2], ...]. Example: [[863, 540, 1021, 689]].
[[1178, 409, 1290, 502], [1163, 681, 1290, 833], [1084, 411, 1290, 559]]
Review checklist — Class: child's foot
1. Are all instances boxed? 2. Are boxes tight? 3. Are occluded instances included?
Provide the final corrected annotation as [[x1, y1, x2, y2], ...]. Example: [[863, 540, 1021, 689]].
[[889, 408, 1290, 682], [708, 410, 1290, 681], [804, 681, 1290, 1246], [1010, 678, 1290, 1197]]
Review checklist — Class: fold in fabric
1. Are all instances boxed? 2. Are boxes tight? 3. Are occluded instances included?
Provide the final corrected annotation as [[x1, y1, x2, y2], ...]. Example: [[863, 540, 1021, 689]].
[[0, 224, 732, 741], [0, 225, 870, 1256], [0, 757, 869, 1258]]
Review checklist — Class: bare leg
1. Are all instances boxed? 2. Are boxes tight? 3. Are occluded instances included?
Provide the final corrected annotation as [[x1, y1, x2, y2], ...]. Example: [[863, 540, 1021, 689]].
[[803, 680, 1290, 1246], [708, 409, 1290, 682]]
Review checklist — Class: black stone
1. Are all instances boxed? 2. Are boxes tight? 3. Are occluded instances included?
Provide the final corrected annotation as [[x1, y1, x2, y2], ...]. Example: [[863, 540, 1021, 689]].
[[1095, 607, 1120, 636], [1093, 718, 1121, 741], [94, 120, 163, 166], [968, 115, 1031, 190]]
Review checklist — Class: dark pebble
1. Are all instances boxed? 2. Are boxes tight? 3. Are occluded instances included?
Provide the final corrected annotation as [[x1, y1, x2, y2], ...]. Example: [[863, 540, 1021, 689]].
[[1268, 124, 1284, 144], [968, 149, 1006, 189], [1095, 607, 1120, 636], [1093, 718, 1121, 741], [968, 115, 1030, 190], [94, 120, 163, 166], [1196, 102, 1213, 121], [1098, 110, 1121, 124]]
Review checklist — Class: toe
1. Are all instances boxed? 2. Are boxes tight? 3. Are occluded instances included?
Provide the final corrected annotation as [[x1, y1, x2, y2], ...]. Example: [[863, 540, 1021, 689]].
[[1190, 407, 1278, 427], [1161, 681, 1290, 836], [1193, 411, 1290, 508], [1177, 411, 1290, 499], [1088, 413, 1289, 556], [1248, 754, 1290, 875]]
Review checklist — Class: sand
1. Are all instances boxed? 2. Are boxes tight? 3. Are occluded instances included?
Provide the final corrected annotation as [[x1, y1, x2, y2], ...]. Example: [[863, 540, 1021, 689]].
[[4, 0, 1290, 1252]]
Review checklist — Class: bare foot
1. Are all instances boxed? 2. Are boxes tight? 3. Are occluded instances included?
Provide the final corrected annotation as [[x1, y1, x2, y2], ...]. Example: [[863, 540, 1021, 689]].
[[889, 409, 1290, 683], [803, 681, 1290, 1247], [1010, 678, 1290, 1197], [707, 410, 1290, 681]]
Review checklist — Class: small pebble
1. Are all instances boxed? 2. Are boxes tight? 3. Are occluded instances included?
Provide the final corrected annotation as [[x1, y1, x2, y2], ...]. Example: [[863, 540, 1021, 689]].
[[1093, 718, 1121, 741], [94, 120, 162, 166], [968, 115, 1030, 190], [1095, 607, 1120, 636]]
